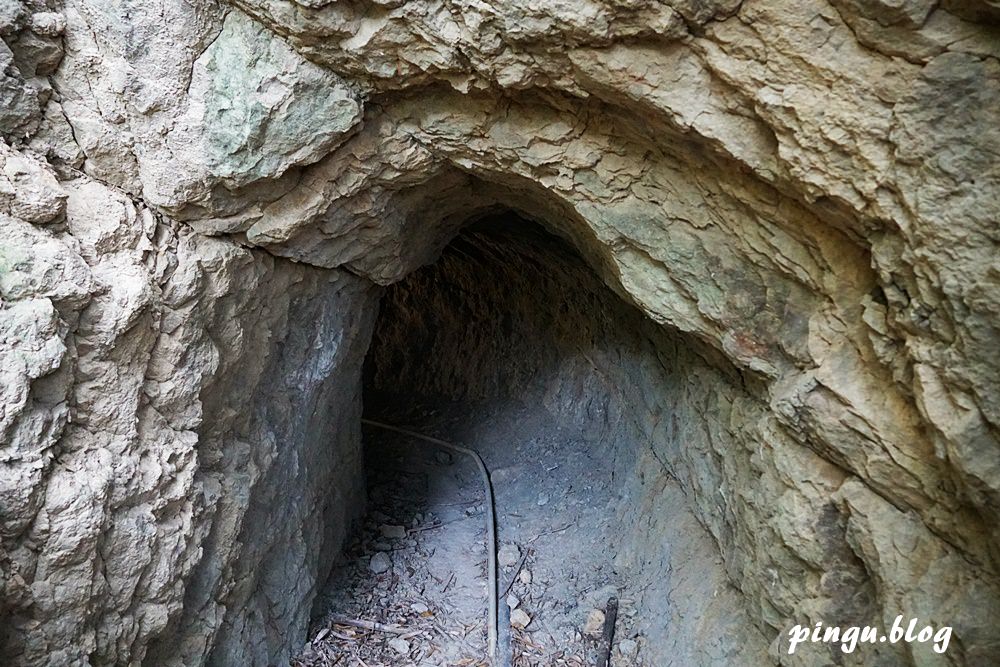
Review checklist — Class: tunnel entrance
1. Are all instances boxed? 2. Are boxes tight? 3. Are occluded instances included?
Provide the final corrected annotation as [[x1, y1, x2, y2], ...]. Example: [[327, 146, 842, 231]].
[[293, 213, 769, 666]]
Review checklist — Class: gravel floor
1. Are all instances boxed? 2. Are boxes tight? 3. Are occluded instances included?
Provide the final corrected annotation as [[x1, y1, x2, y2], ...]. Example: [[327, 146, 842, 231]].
[[293, 398, 641, 666]]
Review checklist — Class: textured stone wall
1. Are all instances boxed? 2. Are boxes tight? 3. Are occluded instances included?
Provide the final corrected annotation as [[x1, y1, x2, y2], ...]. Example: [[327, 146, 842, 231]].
[[1, 148, 378, 665], [1, 0, 999, 665]]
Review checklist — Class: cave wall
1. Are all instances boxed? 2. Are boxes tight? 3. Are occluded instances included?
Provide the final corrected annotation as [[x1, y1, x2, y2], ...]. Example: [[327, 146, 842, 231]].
[[1, 0, 999, 665], [1, 153, 378, 665]]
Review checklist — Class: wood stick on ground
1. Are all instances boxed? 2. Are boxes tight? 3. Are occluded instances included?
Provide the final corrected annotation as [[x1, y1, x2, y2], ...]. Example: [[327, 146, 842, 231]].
[[329, 613, 409, 635], [527, 518, 577, 543], [409, 516, 470, 533], [596, 597, 618, 667], [497, 597, 513, 667]]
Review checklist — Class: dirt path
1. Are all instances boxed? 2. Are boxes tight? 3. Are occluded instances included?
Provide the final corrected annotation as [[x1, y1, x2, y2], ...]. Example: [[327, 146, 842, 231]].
[[294, 399, 639, 666]]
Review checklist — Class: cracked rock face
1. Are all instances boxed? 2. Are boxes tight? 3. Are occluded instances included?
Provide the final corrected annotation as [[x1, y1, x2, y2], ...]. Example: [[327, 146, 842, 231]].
[[1, 0, 999, 665]]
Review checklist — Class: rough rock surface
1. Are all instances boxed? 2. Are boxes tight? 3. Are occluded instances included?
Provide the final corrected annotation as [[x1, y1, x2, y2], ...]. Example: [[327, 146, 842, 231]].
[[1, 0, 999, 665]]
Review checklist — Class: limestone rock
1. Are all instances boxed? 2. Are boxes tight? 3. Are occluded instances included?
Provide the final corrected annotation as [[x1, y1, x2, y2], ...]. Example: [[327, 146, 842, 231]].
[[498, 543, 520, 568], [1, 1, 999, 666], [369, 552, 392, 575], [510, 609, 532, 630], [0, 143, 65, 222], [619, 638, 638, 658], [196, 11, 361, 188], [379, 524, 407, 540], [0, 1, 64, 142], [54, 2, 361, 214], [583, 609, 605, 637], [388, 637, 410, 655]]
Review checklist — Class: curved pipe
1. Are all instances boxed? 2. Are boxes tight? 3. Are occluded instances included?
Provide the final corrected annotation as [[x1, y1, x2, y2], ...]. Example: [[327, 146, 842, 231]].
[[360, 418, 500, 664]]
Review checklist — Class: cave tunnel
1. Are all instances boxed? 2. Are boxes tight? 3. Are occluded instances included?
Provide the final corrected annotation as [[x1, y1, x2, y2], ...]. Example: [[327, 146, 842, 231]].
[[7, 4, 1000, 666], [296, 212, 769, 666]]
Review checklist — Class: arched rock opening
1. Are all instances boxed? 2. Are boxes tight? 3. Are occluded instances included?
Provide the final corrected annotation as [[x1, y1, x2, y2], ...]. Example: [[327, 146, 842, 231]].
[[5, 5, 1000, 665], [307, 212, 771, 665]]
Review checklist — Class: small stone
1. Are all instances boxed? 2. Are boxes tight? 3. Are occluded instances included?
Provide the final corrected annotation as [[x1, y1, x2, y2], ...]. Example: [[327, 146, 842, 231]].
[[519, 569, 532, 584], [583, 609, 605, 637], [498, 543, 520, 568], [411, 602, 429, 614], [31, 12, 65, 36], [388, 637, 410, 655], [618, 639, 638, 657], [506, 593, 520, 609], [380, 524, 407, 539], [536, 493, 550, 506], [510, 609, 532, 629], [369, 552, 391, 574]]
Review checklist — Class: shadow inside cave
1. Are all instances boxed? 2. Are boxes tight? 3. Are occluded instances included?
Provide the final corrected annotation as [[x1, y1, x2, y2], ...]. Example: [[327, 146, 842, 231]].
[[294, 214, 763, 666]]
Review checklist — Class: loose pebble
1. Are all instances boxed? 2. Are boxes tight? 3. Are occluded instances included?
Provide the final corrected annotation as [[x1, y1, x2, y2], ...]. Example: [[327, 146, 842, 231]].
[[510, 609, 532, 629], [369, 552, 391, 574], [380, 524, 408, 539], [619, 638, 639, 657], [388, 637, 410, 655], [583, 609, 605, 637], [498, 543, 520, 568]]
